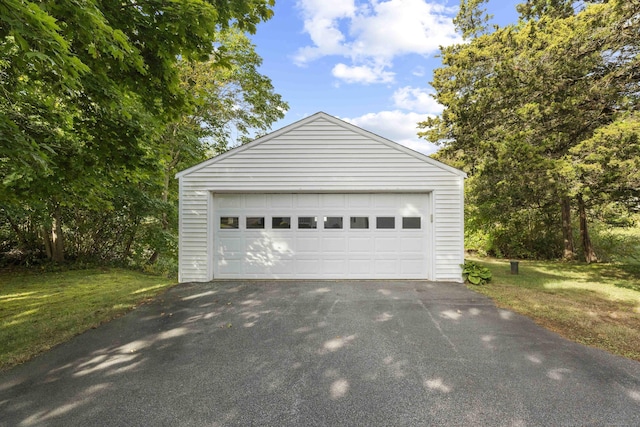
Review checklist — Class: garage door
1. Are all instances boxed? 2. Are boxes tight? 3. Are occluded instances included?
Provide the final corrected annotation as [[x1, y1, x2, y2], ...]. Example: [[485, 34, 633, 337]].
[[212, 193, 431, 279]]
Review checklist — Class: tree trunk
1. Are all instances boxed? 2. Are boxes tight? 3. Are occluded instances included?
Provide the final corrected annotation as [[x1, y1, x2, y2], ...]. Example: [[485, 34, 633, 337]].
[[161, 146, 180, 231], [146, 171, 171, 266], [161, 170, 170, 230], [4, 211, 33, 252], [122, 218, 139, 261], [561, 197, 575, 260], [147, 147, 179, 266], [123, 232, 134, 260], [148, 250, 159, 264], [42, 226, 53, 260], [577, 194, 597, 263], [51, 203, 65, 262]]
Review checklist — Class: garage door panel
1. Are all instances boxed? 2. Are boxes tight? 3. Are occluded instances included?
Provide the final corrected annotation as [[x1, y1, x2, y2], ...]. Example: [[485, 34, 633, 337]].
[[348, 194, 372, 208], [322, 237, 347, 252], [270, 194, 293, 208], [296, 194, 320, 208], [270, 237, 294, 254], [348, 237, 373, 252], [374, 260, 398, 275], [245, 194, 267, 208], [398, 254, 425, 262], [374, 194, 398, 207], [400, 197, 428, 218], [347, 252, 374, 278], [400, 204, 422, 216], [322, 258, 347, 275], [217, 259, 243, 275], [348, 259, 374, 274], [271, 259, 295, 275], [244, 259, 272, 274], [401, 260, 426, 275], [295, 259, 321, 274], [213, 193, 430, 279], [245, 248, 278, 265], [322, 194, 346, 207], [218, 252, 243, 260], [217, 237, 244, 253], [243, 236, 277, 256], [401, 237, 424, 252], [216, 194, 243, 208], [297, 237, 320, 252], [374, 237, 399, 252], [217, 248, 244, 259]]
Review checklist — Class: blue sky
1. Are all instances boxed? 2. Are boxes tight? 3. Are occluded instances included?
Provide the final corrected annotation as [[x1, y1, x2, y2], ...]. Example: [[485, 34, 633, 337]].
[[250, 0, 522, 154]]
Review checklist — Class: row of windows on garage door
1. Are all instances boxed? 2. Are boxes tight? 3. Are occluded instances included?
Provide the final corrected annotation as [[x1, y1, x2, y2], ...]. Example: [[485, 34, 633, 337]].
[[219, 216, 423, 230]]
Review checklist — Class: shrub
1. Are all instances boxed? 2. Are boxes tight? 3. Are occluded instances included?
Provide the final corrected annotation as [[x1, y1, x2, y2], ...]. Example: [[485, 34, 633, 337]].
[[461, 261, 492, 285], [587, 222, 640, 263]]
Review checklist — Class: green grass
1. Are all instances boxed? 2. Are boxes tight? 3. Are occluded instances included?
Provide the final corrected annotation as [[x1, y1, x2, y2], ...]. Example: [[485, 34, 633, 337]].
[[599, 226, 640, 264], [468, 258, 640, 361], [0, 268, 175, 371]]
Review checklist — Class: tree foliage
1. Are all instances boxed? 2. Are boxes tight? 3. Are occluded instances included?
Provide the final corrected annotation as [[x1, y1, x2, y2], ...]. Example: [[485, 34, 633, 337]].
[[1, 0, 274, 177], [422, 0, 640, 261], [453, 0, 492, 39], [0, 1, 286, 270]]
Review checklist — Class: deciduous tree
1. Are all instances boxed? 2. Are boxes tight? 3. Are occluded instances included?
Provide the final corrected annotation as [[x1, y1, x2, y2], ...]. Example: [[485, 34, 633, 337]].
[[0, 0, 278, 264]]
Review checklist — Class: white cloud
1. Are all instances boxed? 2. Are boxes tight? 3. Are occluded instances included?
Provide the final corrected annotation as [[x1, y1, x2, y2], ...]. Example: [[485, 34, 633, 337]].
[[348, 0, 459, 60], [295, 0, 460, 83], [412, 66, 426, 77], [342, 110, 439, 155], [294, 0, 356, 64], [392, 86, 443, 114], [332, 63, 395, 84]]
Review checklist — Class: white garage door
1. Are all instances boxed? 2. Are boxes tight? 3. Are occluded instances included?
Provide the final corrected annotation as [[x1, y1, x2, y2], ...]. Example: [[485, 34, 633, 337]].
[[212, 193, 431, 279]]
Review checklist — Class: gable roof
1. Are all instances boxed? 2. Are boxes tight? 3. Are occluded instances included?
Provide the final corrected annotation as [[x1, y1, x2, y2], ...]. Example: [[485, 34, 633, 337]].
[[175, 111, 466, 179]]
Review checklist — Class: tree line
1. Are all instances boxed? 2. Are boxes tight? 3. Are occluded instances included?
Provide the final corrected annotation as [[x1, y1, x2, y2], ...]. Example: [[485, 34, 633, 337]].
[[422, 0, 640, 262], [1, 0, 287, 272], [3, 0, 638, 271]]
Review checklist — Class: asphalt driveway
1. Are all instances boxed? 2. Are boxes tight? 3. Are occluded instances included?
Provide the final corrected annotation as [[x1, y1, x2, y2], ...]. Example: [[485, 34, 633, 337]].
[[1, 280, 639, 426]]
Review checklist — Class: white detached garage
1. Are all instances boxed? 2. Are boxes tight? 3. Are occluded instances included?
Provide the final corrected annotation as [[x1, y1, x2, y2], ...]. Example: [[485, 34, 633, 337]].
[[176, 112, 466, 282]]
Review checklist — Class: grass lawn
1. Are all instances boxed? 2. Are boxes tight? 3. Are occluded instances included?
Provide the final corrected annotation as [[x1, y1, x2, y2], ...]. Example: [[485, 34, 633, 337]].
[[469, 258, 640, 361], [0, 268, 175, 371]]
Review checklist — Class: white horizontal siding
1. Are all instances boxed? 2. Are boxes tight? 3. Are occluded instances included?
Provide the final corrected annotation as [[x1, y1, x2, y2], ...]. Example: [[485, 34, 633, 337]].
[[178, 114, 464, 283], [432, 176, 464, 282], [178, 177, 209, 282]]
